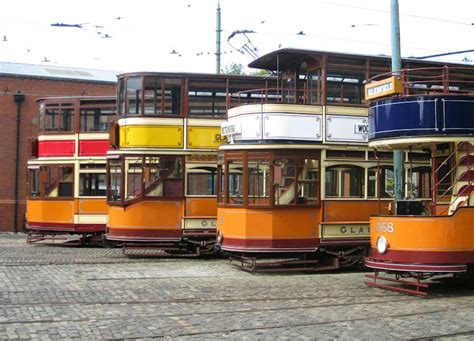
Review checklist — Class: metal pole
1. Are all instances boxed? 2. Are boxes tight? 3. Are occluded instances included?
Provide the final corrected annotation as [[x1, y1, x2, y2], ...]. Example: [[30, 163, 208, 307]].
[[391, 0, 404, 204], [216, 1, 221, 74]]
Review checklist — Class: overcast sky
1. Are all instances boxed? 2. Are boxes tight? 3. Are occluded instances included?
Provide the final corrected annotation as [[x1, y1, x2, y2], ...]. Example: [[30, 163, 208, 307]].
[[0, 0, 473, 73]]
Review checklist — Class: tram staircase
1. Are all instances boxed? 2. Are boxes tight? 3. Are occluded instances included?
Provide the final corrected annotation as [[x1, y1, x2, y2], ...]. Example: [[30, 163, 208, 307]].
[[434, 142, 474, 216]]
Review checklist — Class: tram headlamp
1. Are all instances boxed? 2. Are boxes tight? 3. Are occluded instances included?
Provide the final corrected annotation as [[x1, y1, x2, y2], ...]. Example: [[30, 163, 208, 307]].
[[376, 235, 388, 254]]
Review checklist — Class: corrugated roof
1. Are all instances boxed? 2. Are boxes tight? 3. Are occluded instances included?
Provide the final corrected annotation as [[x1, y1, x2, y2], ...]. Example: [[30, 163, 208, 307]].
[[0, 61, 119, 83]]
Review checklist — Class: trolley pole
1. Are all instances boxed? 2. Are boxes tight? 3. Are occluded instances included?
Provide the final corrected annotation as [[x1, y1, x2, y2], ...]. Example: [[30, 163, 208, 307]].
[[216, 1, 222, 74], [391, 0, 404, 204]]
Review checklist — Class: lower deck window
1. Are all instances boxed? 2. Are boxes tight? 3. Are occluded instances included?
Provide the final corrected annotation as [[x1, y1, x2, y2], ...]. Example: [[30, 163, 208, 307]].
[[325, 165, 364, 198], [29, 164, 74, 198], [79, 173, 106, 196]]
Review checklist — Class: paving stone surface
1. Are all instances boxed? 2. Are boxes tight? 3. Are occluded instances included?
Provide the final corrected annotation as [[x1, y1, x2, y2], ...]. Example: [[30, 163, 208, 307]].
[[0, 233, 473, 340]]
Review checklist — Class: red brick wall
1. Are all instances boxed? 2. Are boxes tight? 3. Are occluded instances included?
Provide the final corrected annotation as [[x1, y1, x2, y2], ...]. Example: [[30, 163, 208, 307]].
[[0, 75, 115, 232]]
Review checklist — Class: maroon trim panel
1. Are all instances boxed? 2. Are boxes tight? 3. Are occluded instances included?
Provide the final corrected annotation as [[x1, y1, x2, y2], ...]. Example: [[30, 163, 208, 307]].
[[27, 221, 105, 233], [221, 237, 320, 253], [182, 229, 216, 237], [78, 139, 109, 156], [38, 140, 75, 157], [365, 258, 467, 273], [106, 227, 183, 242], [369, 247, 474, 264], [320, 237, 370, 246]]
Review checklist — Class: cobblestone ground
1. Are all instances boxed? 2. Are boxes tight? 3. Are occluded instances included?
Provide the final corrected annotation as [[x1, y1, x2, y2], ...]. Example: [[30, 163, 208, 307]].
[[0, 233, 473, 340]]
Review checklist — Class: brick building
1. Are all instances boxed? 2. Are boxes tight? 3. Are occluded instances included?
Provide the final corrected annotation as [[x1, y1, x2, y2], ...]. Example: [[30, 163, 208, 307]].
[[0, 62, 117, 232]]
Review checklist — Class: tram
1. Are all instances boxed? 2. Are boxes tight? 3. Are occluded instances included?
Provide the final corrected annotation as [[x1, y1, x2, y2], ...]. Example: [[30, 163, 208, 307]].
[[26, 96, 116, 245], [216, 48, 439, 272], [105, 72, 274, 255], [364, 65, 474, 295]]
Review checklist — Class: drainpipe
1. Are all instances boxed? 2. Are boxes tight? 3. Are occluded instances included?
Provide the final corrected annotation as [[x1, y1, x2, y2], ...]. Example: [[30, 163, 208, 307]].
[[13, 91, 25, 233]]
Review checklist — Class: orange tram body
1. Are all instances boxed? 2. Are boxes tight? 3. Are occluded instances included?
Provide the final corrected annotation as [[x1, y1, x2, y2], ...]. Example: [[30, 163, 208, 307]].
[[364, 65, 474, 295], [105, 72, 273, 255], [215, 49, 438, 271], [26, 96, 116, 245]]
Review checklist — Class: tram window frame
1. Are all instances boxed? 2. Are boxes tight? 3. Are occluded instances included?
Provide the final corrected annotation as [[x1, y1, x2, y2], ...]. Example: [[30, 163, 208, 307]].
[[42, 102, 75, 133], [31, 164, 74, 199], [125, 76, 142, 116], [186, 163, 218, 196], [80, 106, 116, 132], [143, 155, 184, 199], [248, 159, 270, 206], [28, 167, 40, 198], [187, 88, 227, 118], [79, 173, 107, 197], [273, 157, 320, 206], [125, 156, 144, 202], [325, 164, 365, 198], [225, 160, 244, 206], [407, 166, 431, 199], [367, 166, 395, 199], [107, 157, 124, 205], [143, 77, 183, 117], [218, 151, 320, 208]]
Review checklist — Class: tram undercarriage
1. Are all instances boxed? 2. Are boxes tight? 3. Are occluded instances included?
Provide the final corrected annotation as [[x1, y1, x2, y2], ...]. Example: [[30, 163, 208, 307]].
[[120, 233, 217, 257], [226, 246, 367, 273]]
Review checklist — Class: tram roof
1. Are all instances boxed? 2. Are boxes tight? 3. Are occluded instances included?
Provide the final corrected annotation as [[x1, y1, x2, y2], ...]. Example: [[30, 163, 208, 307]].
[[36, 95, 116, 103], [248, 48, 473, 71], [117, 71, 275, 81], [0, 61, 118, 83]]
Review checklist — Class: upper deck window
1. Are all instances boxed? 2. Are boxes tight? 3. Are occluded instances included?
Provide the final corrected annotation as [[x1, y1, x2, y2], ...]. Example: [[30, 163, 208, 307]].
[[41, 103, 75, 133], [126, 77, 142, 115], [80, 106, 116, 132], [143, 77, 182, 116], [188, 88, 227, 118]]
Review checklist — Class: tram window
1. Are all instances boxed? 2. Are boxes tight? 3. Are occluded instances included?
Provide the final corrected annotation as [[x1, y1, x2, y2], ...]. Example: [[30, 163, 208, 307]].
[[248, 161, 270, 205], [28, 168, 40, 197], [60, 106, 74, 132], [368, 167, 394, 198], [325, 165, 364, 198], [297, 159, 319, 204], [38, 165, 74, 198], [126, 77, 142, 115], [326, 150, 365, 160], [274, 158, 319, 205], [188, 89, 227, 117], [118, 79, 125, 116], [126, 157, 143, 201], [108, 160, 122, 202], [217, 164, 225, 203], [187, 165, 217, 196], [227, 161, 243, 205], [307, 69, 321, 104], [407, 167, 431, 198], [143, 156, 184, 198], [79, 173, 106, 196], [143, 78, 181, 116], [368, 151, 394, 160], [80, 107, 116, 132], [45, 106, 59, 131]]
